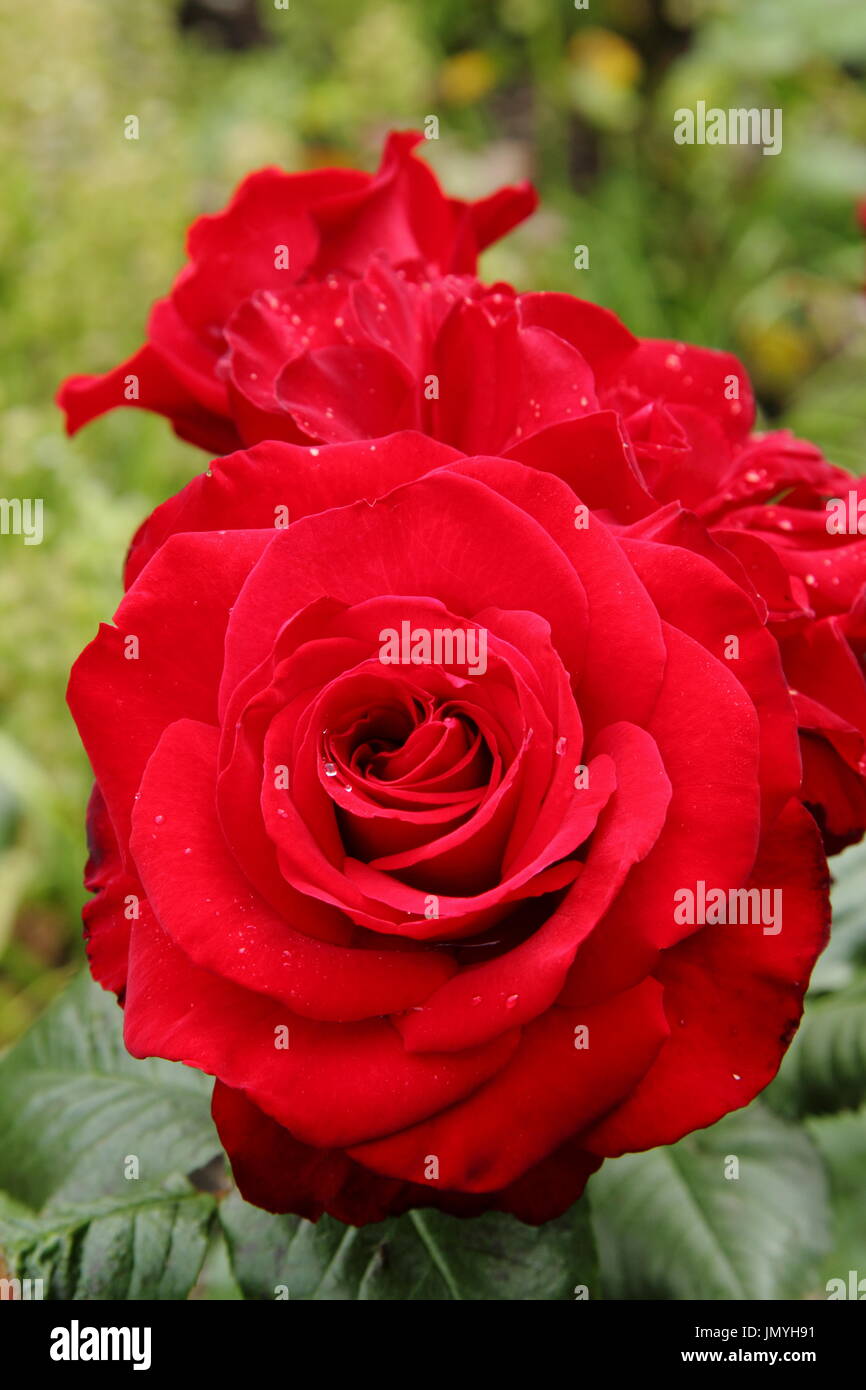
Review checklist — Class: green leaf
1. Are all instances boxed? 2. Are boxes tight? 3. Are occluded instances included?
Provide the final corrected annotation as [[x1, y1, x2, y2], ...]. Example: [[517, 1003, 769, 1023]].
[[0, 970, 222, 1300], [219, 1189, 598, 1301], [768, 977, 866, 1118], [808, 1106, 866, 1289], [588, 1103, 830, 1300], [0, 1181, 215, 1301], [0, 970, 220, 1208]]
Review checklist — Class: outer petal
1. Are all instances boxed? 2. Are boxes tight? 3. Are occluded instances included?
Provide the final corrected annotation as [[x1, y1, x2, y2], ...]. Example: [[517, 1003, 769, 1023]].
[[68, 529, 270, 852], [349, 979, 668, 1193], [122, 909, 518, 1150], [583, 799, 829, 1155], [212, 1080, 599, 1226], [57, 343, 239, 455], [125, 432, 462, 588]]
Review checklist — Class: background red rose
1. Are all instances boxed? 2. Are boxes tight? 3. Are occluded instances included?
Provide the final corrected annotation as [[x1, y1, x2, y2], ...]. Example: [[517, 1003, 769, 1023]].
[[56, 131, 535, 454]]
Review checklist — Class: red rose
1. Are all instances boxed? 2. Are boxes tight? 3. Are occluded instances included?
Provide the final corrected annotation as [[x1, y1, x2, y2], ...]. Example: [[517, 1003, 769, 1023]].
[[69, 431, 828, 1225], [57, 131, 536, 454], [628, 433, 866, 853]]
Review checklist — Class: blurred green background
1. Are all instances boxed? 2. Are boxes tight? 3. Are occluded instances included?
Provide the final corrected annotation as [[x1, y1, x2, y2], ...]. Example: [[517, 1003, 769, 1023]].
[[1, 0, 866, 1047]]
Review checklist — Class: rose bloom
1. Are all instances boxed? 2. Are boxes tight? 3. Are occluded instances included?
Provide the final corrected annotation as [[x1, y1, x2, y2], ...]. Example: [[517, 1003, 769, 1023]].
[[68, 431, 829, 1225], [57, 131, 535, 455]]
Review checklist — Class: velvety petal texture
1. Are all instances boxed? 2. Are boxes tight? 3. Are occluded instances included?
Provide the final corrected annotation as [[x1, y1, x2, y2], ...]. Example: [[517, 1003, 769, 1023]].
[[69, 432, 829, 1225], [57, 131, 536, 450]]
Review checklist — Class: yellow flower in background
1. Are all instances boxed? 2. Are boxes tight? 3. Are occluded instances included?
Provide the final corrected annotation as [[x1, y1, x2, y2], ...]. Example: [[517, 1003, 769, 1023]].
[[439, 50, 498, 106], [741, 321, 815, 394], [568, 28, 643, 91]]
